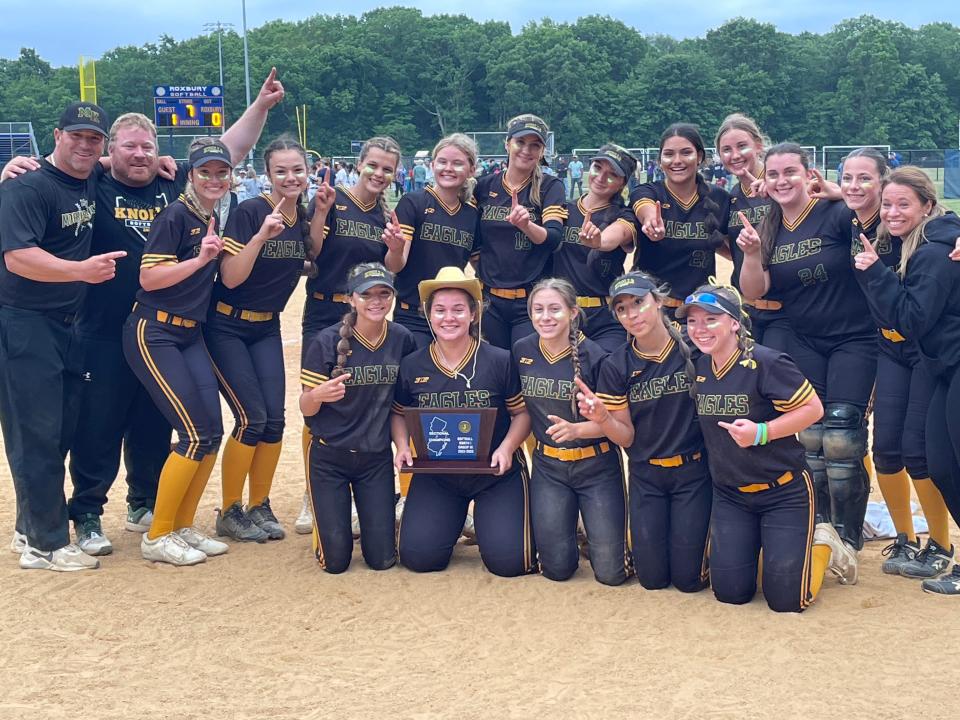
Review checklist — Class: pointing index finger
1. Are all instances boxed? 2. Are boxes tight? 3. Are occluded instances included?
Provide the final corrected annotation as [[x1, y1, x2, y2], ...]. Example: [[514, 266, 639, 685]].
[[738, 211, 756, 233], [511, 187, 519, 209], [860, 233, 876, 254], [207, 215, 217, 234], [266, 67, 277, 85]]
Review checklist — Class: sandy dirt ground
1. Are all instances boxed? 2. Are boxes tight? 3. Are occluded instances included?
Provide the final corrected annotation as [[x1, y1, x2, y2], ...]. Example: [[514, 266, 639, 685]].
[[2, 278, 960, 720]]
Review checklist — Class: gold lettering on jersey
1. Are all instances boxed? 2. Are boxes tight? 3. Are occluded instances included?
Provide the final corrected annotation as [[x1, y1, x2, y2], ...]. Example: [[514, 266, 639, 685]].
[[563, 226, 583, 245], [519, 357, 534, 365], [420, 222, 473, 250], [663, 220, 707, 240], [769, 238, 822, 265], [335, 204, 347, 211], [414, 376, 430, 384], [261, 239, 306, 260], [114, 206, 162, 222], [697, 393, 750, 416], [343, 364, 398, 386], [728, 204, 770, 228], [334, 218, 384, 243], [851, 234, 891, 257], [190, 227, 201, 236], [520, 375, 575, 401], [417, 390, 491, 408], [424, 207, 436, 214], [629, 371, 690, 402], [60, 198, 95, 237], [482, 206, 511, 222]]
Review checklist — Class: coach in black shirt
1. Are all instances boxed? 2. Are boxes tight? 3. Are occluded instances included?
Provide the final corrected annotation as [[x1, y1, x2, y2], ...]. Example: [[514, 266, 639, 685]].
[[0, 101, 123, 571]]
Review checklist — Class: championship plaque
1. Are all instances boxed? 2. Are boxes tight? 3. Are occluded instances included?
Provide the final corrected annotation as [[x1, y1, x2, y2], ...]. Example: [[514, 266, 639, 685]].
[[404, 407, 498, 474]]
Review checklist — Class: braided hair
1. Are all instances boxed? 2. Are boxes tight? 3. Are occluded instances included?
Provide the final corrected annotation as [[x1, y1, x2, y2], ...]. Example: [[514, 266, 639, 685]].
[[528, 278, 582, 416], [332, 262, 391, 377], [659, 123, 725, 249]]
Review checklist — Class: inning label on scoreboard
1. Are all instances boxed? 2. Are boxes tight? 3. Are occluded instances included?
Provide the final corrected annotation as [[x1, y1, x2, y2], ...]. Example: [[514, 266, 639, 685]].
[[153, 86, 224, 129]]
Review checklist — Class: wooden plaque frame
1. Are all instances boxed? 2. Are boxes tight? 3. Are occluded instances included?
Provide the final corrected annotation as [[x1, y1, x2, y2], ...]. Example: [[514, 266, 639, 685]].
[[404, 407, 498, 475]]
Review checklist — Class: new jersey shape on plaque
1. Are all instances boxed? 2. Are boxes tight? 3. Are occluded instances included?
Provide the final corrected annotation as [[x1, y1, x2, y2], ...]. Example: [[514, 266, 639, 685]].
[[404, 407, 498, 474]]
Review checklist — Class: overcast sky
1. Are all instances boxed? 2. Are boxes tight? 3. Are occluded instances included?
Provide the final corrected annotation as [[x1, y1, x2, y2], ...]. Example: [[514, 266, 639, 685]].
[[2, 1, 953, 67]]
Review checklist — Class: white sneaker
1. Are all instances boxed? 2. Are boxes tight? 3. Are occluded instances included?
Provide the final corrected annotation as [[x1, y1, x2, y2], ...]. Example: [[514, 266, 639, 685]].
[[351, 499, 360, 539], [74, 514, 113, 556], [176, 527, 229, 557], [813, 522, 859, 585], [395, 496, 405, 528], [294, 492, 313, 535], [141, 532, 206, 566], [10, 530, 26, 554], [19, 542, 100, 572]]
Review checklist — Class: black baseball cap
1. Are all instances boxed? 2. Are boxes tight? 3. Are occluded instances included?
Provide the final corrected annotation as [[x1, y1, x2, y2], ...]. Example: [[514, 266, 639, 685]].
[[676, 290, 741, 320], [590, 144, 638, 178], [608, 273, 657, 301], [348, 265, 395, 295], [188, 140, 233, 169], [58, 101, 109, 138], [506, 115, 549, 143]]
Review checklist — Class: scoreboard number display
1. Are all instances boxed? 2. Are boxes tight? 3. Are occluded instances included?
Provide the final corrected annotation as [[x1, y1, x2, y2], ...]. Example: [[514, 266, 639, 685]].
[[153, 85, 225, 129]]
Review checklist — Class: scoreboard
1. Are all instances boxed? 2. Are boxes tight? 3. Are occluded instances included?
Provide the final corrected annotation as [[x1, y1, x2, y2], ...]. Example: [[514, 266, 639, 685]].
[[153, 85, 224, 129]]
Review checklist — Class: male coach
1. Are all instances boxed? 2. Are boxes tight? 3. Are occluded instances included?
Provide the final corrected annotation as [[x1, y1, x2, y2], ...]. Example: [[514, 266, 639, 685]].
[[0, 101, 121, 571]]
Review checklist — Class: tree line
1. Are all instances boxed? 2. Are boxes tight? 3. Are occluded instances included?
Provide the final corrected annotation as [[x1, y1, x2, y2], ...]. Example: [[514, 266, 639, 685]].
[[0, 10, 957, 156]]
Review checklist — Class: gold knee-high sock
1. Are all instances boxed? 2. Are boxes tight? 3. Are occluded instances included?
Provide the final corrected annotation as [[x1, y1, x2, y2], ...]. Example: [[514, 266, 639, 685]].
[[174, 453, 218, 530], [877, 470, 916, 541], [302, 426, 312, 490], [248, 441, 283, 507], [148, 453, 201, 539], [809, 545, 831, 601], [221, 437, 256, 510], [914, 478, 951, 548]]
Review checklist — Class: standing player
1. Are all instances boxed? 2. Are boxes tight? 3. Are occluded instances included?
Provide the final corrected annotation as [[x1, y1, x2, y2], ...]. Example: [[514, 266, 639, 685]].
[[738, 143, 877, 576], [298, 136, 401, 529], [122, 139, 235, 566], [715, 113, 788, 349], [207, 136, 315, 543], [842, 151, 952, 576], [680, 283, 857, 611], [630, 124, 730, 315], [0, 101, 120, 571], [383, 133, 479, 348], [475, 114, 567, 349], [584, 272, 711, 593], [557, 144, 637, 352], [854, 169, 960, 594], [300, 264, 415, 572], [513, 278, 628, 585], [392, 267, 536, 576]]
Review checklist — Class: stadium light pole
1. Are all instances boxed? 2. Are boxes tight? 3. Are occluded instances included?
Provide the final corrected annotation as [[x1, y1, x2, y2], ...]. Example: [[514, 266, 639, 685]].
[[203, 21, 233, 88], [241, 0, 254, 165]]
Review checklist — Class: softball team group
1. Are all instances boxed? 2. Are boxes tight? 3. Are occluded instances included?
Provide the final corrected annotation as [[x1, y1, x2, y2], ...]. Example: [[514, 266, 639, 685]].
[[5, 100, 960, 612]]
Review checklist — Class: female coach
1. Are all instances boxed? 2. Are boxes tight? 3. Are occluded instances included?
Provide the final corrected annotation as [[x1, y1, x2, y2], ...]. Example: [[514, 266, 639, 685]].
[[679, 282, 857, 611], [393, 267, 536, 576], [513, 278, 628, 585], [475, 114, 567, 349], [557, 144, 637, 352], [854, 168, 960, 595], [382, 133, 479, 348], [122, 139, 233, 566], [580, 272, 711, 593], [205, 136, 315, 543], [738, 142, 876, 576], [630, 123, 729, 315], [300, 263, 415, 573]]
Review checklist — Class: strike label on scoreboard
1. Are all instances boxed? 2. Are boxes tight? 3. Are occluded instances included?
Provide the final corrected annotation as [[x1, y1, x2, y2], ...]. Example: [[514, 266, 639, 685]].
[[153, 86, 224, 129]]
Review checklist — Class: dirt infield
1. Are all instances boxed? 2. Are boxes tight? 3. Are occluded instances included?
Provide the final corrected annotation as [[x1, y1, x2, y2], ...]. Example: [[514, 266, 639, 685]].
[[2, 283, 959, 720]]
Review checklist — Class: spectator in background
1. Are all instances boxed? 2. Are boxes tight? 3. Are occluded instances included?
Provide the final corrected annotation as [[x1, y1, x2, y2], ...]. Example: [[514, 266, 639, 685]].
[[424, 163, 434, 187], [347, 163, 359, 188], [335, 161, 348, 186], [888, 151, 901, 169], [413, 160, 427, 191], [242, 167, 261, 200], [394, 163, 407, 198], [568, 155, 584, 199], [556, 155, 570, 198]]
